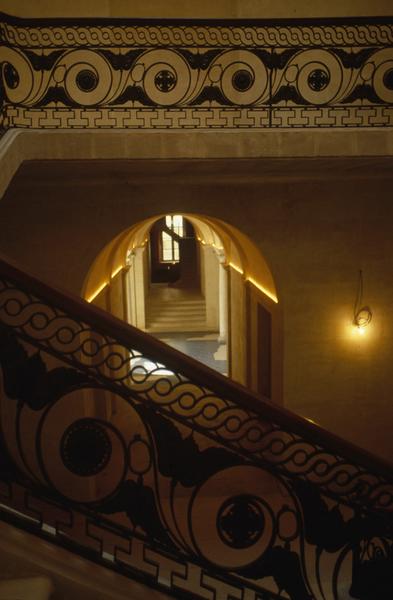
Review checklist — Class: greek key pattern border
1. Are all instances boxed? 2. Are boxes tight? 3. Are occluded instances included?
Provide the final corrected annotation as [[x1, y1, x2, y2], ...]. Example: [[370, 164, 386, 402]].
[[0, 481, 278, 600], [4, 105, 393, 130]]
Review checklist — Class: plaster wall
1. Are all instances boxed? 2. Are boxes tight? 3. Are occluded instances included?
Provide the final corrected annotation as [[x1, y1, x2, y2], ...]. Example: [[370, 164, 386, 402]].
[[201, 246, 219, 330], [108, 269, 125, 321], [1, 157, 392, 460], [229, 268, 246, 385], [0, 0, 392, 19], [3, 129, 393, 202]]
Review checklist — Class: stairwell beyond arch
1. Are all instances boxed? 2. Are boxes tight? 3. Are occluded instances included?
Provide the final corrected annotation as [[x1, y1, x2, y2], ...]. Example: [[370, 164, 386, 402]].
[[82, 214, 282, 404]]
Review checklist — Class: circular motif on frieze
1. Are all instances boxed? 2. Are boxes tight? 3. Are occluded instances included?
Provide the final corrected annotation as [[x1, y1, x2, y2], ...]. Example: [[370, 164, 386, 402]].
[[383, 68, 393, 91], [62, 49, 114, 106], [294, 50, 342, 105], [154, 69, 177, 92], [219, 50, 268, 105], [307, 68, 330, 92], [370, 49, 393, 103], [142, 50, 191, 106], [0, 47, 34, 105], [75, 69, 99, 92], [3, 63, 19, 89], [232, 69, 254, 92]]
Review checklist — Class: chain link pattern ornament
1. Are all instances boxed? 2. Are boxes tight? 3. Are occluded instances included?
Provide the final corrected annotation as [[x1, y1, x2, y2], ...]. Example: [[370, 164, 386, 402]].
[[1, 276, 392, 512], [0, 14, 393, 129]]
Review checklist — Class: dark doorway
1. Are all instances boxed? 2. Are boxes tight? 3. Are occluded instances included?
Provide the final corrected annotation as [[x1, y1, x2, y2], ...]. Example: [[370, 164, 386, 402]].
[[149, 215, 200, 288]]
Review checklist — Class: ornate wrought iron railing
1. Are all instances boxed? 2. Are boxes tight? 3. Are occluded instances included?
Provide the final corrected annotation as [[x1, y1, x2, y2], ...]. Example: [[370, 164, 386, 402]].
[[0, 13, 393, 131], [0, 255, 392, 599]]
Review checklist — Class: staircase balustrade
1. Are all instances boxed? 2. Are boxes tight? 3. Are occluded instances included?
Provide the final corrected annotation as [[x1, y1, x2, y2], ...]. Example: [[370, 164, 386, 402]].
[[0, 256, 392, 600]]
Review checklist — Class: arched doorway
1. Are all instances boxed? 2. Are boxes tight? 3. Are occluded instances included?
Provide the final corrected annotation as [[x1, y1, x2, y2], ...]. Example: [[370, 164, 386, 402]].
[[144, 214, 226, 372], [82, 214, 282, 403]]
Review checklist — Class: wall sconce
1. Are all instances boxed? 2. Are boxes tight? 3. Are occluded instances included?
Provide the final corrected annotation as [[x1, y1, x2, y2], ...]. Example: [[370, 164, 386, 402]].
[[353, 270, 372, 335]]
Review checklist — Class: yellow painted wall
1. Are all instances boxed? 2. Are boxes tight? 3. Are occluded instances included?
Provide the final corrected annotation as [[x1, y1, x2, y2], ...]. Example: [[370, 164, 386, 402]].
[[1, 0, 392, 18], [1, 158, 391, 460], [108, 268, 125, 321], [229, 267, 246, 385]]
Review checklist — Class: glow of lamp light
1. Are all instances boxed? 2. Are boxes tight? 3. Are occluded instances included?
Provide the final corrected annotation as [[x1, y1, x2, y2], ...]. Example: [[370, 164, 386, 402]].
[[111, 265, 123, 279], [86, 282, 108, 303], [247, 277, 278, 304], [228, 262, 244, 275]]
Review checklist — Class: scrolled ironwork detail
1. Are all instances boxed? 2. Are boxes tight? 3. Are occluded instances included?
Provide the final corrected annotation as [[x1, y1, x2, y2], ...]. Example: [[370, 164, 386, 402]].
[[217, 494, 266, 549], [75, 68, 98, 93], [0, 14, 393, 129], [60, 418, 112, 477], [154, 69, 176, 93], [307, 68, 330, 91], [0, 277, 392, 513], [1, 255, 393, 596]]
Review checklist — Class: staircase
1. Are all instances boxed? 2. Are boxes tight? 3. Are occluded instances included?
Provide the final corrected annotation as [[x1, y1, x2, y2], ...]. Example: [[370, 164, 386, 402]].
[[0, 520, 171, 600], [0, 576, 53, 600], [0, 256, 392, 600], [146, 286, 208, 332]]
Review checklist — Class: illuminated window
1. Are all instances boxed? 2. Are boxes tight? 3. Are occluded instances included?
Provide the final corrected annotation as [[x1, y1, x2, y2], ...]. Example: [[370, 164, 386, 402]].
[[161, 215, 184, 262]]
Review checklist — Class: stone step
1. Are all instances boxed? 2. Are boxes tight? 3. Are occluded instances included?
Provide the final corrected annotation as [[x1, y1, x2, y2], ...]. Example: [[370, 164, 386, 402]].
[[148, 318, 206, 327], [146, 291, 207, 333], [148, 312, 206, 322], [148, 300, 205, 309], [146, 323, 212, 333], [149, 315, 205, 321], [148, 303, 205, 312], [0, 577, 53, 600]]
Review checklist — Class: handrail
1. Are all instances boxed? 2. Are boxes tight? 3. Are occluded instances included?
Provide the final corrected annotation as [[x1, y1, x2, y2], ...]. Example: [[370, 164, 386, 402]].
[[1, 253, 392, 480], [0, 253, 392, 600]]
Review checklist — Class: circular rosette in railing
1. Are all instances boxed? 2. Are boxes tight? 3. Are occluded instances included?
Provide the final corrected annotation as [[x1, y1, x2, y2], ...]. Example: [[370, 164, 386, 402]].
[[59, 49, 118, 106], [371, 49, 393, 104], [134, 49, 193, 106], [280, 49, 343, 105], [188, 465, 299, 570], [36, 387, 150, 503], [0, 47, 43, 106], [208, 50, 269, 106]]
